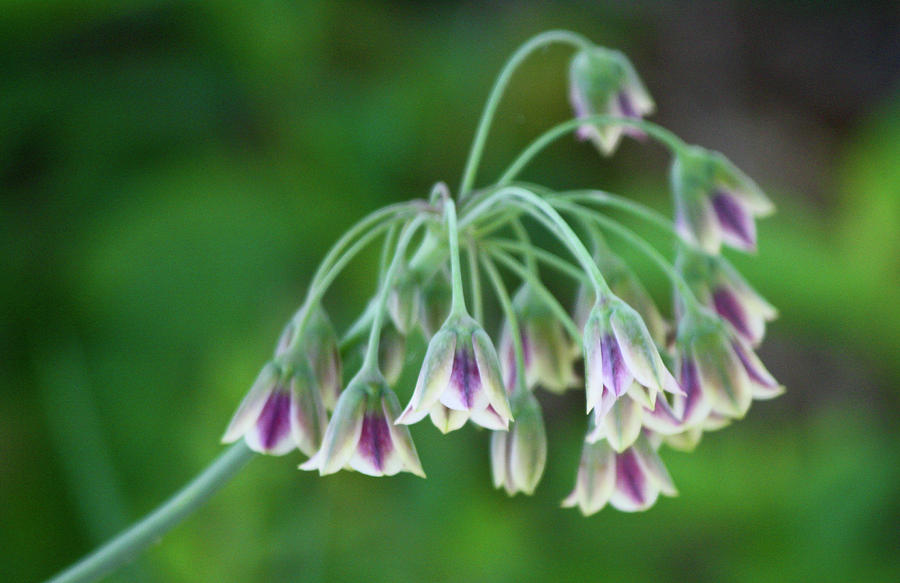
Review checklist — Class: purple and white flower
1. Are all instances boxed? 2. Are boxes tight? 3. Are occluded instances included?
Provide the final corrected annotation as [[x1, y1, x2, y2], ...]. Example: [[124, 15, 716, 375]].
[[300, 373, 425, 477], [222, 361, 327, 457], [671, 145, 774, 254], [396, 314, 513, 432], [583, 298, 682, 424], [569, 47, 655, 156], [563, 434, 677, 515]]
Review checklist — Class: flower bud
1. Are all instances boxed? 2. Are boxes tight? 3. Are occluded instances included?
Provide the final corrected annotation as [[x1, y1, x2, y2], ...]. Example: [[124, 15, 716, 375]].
[[379, 324, 407, 386], [569, 46, 655, 155], [300, 373, 425, 477], [490, 392, 547, 496], [671, 145, 774, 254], [388, 268, 422, 335], [397, 314, 513, 431], [500, 286, 578, 394], [419, 269, 452, 339], [302, 307, 343, 410], [677, 247, 777, 346], [222, 360, 327, 457]]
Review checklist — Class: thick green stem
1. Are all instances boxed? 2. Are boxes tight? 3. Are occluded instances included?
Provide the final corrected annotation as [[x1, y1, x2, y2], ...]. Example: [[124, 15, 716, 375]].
[[459, 30, 591, 196], [45, 442, 255, 583], [498, 115, 686, 185]]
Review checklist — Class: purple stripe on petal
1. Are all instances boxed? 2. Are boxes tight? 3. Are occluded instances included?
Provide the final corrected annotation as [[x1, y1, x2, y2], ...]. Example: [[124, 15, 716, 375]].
[[601, 335, 632, 397], [732, 342, 777, 387], [450, 348, 480, 408], [713, 288, 752, 341], [615, 450, 647, 506], [712, 192, 755, 249], [358, 413, 393, 472], [257, 389, 292, 451], [616, 93, 646, 138]]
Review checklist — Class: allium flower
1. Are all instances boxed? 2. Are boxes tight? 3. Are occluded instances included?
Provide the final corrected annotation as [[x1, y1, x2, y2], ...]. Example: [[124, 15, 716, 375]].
[[396, 314, 513, 432], [675, 309, 782, 420], [490, 392, 547, 496], [301, 373, 425, 477], [671, 145, 774, 254], [569, 46, 655, 155], [563, 434, 677, 515], [583, 298, 682, 422], [222, 361, 326, 456], [379, 324, 407, 386], [499, 286, 578, 394], [677, 247, 777, 346], [388, 268, 422, 335], [586, 386, 682, 451]]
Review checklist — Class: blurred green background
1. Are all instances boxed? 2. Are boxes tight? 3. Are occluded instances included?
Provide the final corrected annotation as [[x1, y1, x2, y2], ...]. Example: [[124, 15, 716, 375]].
[[3, 2, 898, 582]]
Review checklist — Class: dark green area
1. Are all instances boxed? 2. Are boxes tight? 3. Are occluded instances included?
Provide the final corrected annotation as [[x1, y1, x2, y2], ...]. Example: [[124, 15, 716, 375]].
[[2, 2, 897, 582]]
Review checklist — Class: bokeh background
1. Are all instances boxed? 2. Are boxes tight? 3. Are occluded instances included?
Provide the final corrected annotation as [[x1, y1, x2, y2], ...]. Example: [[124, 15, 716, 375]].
[[3, 2, 898, 582]]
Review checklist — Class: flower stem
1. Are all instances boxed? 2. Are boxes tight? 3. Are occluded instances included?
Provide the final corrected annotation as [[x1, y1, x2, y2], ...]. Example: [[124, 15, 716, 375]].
[[479, 252, 528, 397], [552, 199, 703, 312], [497, 115, 686, 185], [459, 30, 591, 196], [45, 442, 255, 583], [361, 216, 427, 371], [445, 198, 469, 316]]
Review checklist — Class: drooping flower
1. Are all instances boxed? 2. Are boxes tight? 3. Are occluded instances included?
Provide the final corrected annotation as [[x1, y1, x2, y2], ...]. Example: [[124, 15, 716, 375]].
[[569, 46, 655, 155], [418, 269, 452, 340], [300, 373, 425, 477], [296, 307, 343, 410], [490, 391, 547, 496], [583, 297, 682, 423], [562, 434, 677, 515], [670, 145, 774, 254], [222, 360, 326, 457], [586, 385, 682, 451], [499, 285, 578, 394], [396, 314, 513, 432], [388, 267, 422, 335], [674, 308, 782, 421], [677, 247, 777, 346]]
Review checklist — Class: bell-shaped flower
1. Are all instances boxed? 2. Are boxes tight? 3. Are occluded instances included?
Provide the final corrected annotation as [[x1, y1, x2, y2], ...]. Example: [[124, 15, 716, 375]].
[[675, 308, 782, 420], [379, 324, 407, 386], [586, 386, 683, 451], [563, 433, 677, 515], [222, 360, 327, 457], [671, 145, 774, 254], [396, 314, 513, 431], [300, 372, 425, 477], [677, 247, 777, 346], [583, 297, 682, 422], [300, 308, 343, 410], [569, 46, 655, 155], [500, 286, 578, 394], [490, 391, 547, 496]]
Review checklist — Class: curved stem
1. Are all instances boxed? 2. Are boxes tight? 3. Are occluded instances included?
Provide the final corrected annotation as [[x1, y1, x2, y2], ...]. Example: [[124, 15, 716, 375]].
[[555, 190, 677, 237], [498, 115, 686, 185], [479, 252, 528, 398], [45, 442, 255, 583], [552, 199, 702, 312], [486, 247, 581, 342], [510, 217, 538, 274], [466, 238, 484, 323], [445, 199, 468, 316], [459, 29, 591, 196], [361, 216, 427, 371], [486, 238, 588, 284]]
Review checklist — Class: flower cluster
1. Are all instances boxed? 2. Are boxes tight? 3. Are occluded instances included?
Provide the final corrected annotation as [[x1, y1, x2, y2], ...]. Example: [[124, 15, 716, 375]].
[[222, 31, 781, 515]]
